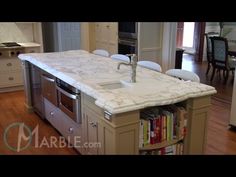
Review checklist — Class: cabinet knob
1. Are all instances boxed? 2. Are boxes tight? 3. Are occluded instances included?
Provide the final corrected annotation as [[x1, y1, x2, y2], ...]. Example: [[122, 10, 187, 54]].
[[6, 63, 12, 66], [89, 121, 97, 127], [50, 111, 54, 116], [8, 77, 14, 81], [68, 127, 74, 133]]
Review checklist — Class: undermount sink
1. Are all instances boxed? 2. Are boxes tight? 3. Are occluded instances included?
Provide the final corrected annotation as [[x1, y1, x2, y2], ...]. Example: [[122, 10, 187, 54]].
[[99, 80, 132, 90]]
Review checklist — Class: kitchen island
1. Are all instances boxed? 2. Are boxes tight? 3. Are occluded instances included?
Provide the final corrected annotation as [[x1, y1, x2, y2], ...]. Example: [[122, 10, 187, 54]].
[[18, 50, 216, 155]]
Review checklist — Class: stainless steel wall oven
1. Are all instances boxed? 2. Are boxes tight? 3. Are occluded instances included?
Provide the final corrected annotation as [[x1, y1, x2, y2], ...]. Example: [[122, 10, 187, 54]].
[[118, 22, 138, 55]]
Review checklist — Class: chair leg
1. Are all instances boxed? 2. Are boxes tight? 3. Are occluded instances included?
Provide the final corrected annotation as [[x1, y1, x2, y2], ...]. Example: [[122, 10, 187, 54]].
[[224, 70, 229, 84], [206, 63, 211, 75], [211, 67, 216, 81]]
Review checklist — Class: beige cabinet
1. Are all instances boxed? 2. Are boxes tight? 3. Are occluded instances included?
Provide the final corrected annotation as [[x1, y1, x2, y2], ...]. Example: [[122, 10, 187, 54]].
[[0, 49, 24, 92], [138, 22, 163, 64], [82, 106, 103, 155], [81, 92, 139, 155], [94, 22, 118, 55], [0, 45, 41, 93], [23, 47, 40, 53]]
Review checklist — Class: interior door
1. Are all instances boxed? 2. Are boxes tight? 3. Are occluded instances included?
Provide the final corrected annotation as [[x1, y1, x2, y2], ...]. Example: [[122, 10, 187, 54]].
[[194, 22, 206, 62], [57, 22, 81, 52]]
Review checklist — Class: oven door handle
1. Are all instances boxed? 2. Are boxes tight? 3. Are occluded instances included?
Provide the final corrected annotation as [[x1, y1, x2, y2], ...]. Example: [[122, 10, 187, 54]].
[[56, 86, 79, 100], [119, 39, 136, 47]]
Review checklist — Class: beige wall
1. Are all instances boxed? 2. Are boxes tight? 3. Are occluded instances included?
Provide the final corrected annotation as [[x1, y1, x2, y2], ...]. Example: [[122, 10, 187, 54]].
[[0, 22, 35, 43]]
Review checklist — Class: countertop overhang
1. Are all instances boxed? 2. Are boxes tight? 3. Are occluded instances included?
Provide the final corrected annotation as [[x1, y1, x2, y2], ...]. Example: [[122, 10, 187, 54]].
[[18, 50, 217, 114]]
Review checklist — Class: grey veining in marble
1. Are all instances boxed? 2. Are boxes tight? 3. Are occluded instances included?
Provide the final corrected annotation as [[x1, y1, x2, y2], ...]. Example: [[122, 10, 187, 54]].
[[18, 50, 217, 114]]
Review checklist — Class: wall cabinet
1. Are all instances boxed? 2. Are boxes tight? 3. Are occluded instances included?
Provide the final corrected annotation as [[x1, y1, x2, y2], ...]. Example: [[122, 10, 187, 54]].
[[138, 22, 163, 64], [94, 22, 118, 55]]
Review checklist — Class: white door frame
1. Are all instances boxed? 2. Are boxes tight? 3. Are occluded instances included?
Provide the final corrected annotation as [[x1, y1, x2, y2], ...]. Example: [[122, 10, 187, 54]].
[[161, 22, 177, 72]]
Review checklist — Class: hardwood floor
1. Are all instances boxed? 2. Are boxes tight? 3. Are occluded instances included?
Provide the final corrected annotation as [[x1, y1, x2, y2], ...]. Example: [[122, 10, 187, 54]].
[[0, 91, 78, 155], [182, 54, 236, 154], [182, 54, 234, 104]]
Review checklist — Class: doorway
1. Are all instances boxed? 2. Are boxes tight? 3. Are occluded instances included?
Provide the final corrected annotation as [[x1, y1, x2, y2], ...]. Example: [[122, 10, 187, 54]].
[[183, 22, 195, 54], [176, 22, 205, 62]]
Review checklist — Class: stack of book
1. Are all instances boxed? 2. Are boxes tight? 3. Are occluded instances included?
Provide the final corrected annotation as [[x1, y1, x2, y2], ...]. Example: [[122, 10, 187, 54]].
[[139, 105, 187, 148]]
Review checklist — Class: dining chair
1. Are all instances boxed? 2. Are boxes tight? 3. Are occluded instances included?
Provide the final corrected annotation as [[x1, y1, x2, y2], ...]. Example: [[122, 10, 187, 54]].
[[210, 36, 236, 83], [165, 69, 200, 83], [204, 32, 219, 75], [137, 60, 162, 72], [92, 49, 109, 57], [110, 54, 130, 63]]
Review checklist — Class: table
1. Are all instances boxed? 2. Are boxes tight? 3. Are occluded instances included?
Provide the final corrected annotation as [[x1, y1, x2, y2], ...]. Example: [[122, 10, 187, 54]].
[[229, 45, 236, 57]]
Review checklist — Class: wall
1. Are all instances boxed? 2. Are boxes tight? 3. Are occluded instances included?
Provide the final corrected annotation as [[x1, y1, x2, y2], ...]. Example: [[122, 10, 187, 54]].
[[0, 22, 34, 43]]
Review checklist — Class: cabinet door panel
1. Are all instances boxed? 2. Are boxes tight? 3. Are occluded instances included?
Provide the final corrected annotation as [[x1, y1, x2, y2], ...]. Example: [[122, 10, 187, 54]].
[[95, 22, 118, 55], [86, 108, 99, 155]]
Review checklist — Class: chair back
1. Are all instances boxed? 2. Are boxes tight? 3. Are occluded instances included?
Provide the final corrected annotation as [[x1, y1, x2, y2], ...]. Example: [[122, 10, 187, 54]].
[[204, 33, 217, 62], [165, 69, 200, 83], [92, 49, 109, 57], [137, 60, 162, 72], [210, 36, 229, 69], [110, 54, 130, 62]]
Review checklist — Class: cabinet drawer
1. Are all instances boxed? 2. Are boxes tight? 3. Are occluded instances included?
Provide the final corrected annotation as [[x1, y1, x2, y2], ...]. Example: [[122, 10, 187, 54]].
[[59, 110, 82, 151], [0, 71, 23, 87], [44, 98, 62, 132], [0, 59, 22, 72], [24, 47, 40, 53], [44, 98, 83, 152]]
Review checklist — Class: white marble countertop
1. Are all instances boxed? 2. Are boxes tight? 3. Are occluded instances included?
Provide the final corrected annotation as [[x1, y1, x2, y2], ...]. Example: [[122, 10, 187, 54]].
[[18, 50, 217, 114], [18, 42, 40, 47]]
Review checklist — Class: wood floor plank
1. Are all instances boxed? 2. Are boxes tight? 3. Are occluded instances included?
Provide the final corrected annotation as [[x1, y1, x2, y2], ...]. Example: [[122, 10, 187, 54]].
[[0, 91, 78, 155]]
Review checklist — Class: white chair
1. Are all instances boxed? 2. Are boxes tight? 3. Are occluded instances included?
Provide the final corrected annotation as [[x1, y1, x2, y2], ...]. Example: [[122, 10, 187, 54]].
[[110, 54, 130, 63], [137, 60, 162, 72], [92, 49, 109, 57], [165, 69, 200, 83]]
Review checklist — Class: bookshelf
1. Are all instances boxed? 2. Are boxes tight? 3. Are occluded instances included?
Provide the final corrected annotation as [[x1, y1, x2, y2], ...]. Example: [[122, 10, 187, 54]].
[[138, 103, 187, 155], [139, 138, 183, 151]]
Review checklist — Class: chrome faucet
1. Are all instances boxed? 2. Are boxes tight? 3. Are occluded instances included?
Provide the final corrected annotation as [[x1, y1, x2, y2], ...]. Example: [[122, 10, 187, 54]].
[[117, 54, 137, 83]]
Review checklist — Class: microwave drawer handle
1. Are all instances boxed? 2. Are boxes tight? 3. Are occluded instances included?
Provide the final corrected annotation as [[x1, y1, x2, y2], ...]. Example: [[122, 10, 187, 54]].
[[56, 86, 79, 100], [42, 75, 55, 82]]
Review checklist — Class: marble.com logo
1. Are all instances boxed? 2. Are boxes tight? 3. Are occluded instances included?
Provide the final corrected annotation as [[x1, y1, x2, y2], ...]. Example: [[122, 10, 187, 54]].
[[3, 122, 101, 152], [4, 122, 33, 152]]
